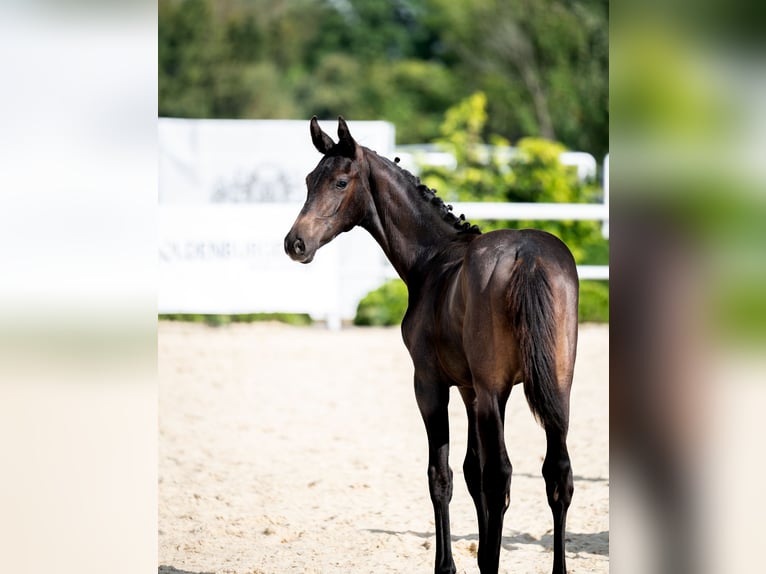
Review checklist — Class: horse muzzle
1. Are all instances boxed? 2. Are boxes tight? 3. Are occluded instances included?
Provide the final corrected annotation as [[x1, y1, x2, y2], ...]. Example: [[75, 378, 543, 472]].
[[284, 232, 315, 263]]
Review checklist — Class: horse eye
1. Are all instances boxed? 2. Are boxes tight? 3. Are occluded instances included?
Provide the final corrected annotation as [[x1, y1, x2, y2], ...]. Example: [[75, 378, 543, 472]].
[[336, 180, 348, 190]]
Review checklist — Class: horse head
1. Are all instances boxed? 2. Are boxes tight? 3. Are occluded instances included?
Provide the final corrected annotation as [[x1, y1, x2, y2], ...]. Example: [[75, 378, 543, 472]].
[[284, 116, 371, 263]]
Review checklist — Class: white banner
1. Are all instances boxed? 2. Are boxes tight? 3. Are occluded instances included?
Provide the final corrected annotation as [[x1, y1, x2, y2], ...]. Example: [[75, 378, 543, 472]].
[[158, 119, 397, 325], [158, 204, 394, 326], [159, 118, 396, 204]]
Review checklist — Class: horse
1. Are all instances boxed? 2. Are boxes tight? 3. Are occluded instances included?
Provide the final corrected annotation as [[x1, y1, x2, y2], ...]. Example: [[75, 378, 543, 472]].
[[284, 117, 579, 574]]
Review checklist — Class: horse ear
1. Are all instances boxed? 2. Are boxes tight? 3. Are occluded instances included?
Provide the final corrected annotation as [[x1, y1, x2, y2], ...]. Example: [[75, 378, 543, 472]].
[[336, 116, 357, 157], [310, 116, 335, 154]]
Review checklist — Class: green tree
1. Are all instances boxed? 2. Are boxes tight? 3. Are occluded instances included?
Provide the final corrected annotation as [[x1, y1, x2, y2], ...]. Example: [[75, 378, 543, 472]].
[[159, 0, 221, 117], [426, 0, 609, 157], [159, 0, 607, 155]]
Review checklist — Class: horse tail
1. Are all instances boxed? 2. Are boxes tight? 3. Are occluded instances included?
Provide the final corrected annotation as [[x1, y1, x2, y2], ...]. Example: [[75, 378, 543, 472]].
[[507, 253, 567, 436]]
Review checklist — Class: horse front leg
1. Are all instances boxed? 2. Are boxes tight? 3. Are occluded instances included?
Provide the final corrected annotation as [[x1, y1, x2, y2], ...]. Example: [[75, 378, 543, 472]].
[[415, 375, 456, 574]]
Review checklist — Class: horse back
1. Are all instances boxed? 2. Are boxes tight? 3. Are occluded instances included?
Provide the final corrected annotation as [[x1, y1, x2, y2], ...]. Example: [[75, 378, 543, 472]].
[[402, 228, 577, 390]]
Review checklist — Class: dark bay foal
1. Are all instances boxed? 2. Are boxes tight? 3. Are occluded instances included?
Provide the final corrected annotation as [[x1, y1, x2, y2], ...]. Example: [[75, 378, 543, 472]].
[[285, 117, 578, 574]]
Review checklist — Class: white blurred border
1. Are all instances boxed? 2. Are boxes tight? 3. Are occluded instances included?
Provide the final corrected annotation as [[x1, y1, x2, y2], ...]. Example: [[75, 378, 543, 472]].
[[0, 3, 157, 574]]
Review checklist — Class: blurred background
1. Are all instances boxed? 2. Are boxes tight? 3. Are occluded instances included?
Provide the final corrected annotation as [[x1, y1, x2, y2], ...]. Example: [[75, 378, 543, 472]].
[[610, 2, 766, 574], [159, 0, 608, 156], [157, 0, 610, 329]]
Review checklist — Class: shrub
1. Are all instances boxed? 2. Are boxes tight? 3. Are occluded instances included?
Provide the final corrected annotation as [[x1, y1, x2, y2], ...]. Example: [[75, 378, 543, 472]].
[[353, 279, 408, 326], [578, 281, 609, 323]]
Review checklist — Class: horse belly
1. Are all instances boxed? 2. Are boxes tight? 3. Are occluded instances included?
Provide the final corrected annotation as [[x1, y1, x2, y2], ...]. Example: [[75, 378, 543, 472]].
[[435, 335, 472, 387]]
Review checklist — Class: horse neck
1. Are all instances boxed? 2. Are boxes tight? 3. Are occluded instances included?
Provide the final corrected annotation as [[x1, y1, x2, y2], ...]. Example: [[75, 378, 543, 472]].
[[360, 148, 461, 284]]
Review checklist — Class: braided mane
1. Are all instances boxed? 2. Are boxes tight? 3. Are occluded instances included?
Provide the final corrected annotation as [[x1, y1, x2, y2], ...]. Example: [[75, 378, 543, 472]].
[[388, 155, 482, 235]]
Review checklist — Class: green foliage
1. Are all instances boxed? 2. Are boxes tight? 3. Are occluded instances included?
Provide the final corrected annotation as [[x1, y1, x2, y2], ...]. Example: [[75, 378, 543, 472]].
[[420, 93, 608, 265], [354, 280, 409, 326], [421, 92, 512, 202], [159, 313, 313, 327], [506, 138, 572, 203], [507, 138, 606, 264], [159, 0, 608, 156], [578, 281, 610, 323], [418, 93, 610, 324]]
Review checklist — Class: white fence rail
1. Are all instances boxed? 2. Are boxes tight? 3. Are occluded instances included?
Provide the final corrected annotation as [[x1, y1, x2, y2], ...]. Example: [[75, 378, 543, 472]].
[[452, 201, 609, 280], [158, 200, 609, 328], [451, 202, 608, 220]]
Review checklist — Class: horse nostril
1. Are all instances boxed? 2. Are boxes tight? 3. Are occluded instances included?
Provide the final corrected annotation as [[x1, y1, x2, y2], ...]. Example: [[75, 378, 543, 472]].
[[293, 238, 305, 255]]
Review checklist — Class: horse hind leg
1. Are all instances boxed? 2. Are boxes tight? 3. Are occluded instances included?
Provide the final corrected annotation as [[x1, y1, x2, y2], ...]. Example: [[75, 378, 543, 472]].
[[458, 388, 487, 549], [543, 424, 574, 574], [474, 387, 513, 574], [541, 354, 575, 574], [542, 304, 577, 574]]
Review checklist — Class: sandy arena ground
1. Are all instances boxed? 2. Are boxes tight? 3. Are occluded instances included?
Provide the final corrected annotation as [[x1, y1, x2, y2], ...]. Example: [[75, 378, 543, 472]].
[[159, 322, 608, 574]]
